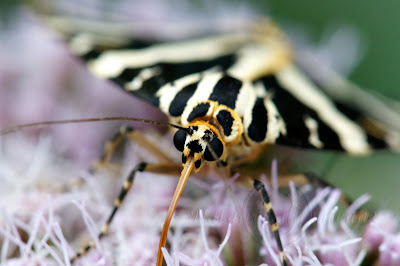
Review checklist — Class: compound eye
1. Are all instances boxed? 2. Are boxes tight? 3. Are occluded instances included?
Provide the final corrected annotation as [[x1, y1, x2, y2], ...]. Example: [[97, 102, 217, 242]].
[[173, 129, 187, 152], [203, 136, 224, 161]]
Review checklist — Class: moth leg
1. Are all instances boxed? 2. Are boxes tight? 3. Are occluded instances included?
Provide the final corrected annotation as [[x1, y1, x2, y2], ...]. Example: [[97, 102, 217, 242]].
[[71, 161, 183, 264], [232, 171, 315, 266], [95, 125, 175, 170], [252, 178, 288, 266]]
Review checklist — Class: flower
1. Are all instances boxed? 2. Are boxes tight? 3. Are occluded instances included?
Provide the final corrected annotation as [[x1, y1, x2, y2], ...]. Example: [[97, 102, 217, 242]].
[[1, 135, 400, 265]]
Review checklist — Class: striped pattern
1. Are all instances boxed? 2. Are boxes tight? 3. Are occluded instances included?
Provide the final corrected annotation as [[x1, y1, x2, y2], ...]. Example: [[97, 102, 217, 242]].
[[68, 27, 390, 155], [71, 162, 147, 263], [57, 20, 396, 266], [254, 179, 288, 266]]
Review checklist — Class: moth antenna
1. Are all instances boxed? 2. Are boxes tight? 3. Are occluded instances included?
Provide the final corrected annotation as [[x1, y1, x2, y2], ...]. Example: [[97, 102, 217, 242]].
[[0, 116, 191, 135]]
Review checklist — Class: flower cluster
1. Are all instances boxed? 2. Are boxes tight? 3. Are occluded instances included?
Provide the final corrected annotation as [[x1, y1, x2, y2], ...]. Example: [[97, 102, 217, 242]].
[[1, 135, 400, 265]]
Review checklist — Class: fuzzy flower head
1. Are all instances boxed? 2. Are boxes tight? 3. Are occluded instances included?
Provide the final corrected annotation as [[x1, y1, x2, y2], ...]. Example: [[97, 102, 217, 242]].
[[254, 161, 400, 266], [254, 161, 365, 265], [1, 131, 400, 266]]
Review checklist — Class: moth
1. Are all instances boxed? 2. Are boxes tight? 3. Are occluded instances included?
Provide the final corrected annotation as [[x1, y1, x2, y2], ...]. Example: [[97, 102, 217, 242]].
[[2, 12, 399, 266]]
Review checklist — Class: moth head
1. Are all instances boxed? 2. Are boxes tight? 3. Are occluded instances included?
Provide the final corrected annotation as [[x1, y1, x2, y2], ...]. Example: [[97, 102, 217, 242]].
[[173, 121, 225, 171]]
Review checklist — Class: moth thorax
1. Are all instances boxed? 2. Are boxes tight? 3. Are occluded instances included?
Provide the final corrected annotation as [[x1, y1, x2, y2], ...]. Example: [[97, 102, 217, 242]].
[[173, 122, 225, 172], [181, 100, 244, 146]]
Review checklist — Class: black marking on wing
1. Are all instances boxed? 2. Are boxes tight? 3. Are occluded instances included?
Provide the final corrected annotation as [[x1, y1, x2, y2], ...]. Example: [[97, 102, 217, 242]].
[[247, 98, 269, 143], [81, 50, 102, 61], [260, 75, 343, 150], [110, 68, 162, 106], [101, 54, 236, 108], [209, 76, 242, 109], [80, 38, 159, 61], [169, 82, 199, 117], [298, 65, 389, 149]]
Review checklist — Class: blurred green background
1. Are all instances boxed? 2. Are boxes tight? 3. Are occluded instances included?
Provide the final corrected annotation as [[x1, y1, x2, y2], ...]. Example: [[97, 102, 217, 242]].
[[265, 0, 400, 99], [260, 0, 400, 214]]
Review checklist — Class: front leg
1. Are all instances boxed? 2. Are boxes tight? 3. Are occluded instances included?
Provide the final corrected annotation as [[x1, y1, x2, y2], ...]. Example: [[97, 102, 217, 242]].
[[71, 160, 183, 264], [96, 125, 176, 169]]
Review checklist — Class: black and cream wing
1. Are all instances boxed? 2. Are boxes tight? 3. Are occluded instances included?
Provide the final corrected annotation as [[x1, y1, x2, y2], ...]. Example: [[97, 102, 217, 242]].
[[53, 18, 398, 154], [63, 27, 246, 107], [252, 66, 389, 154]]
